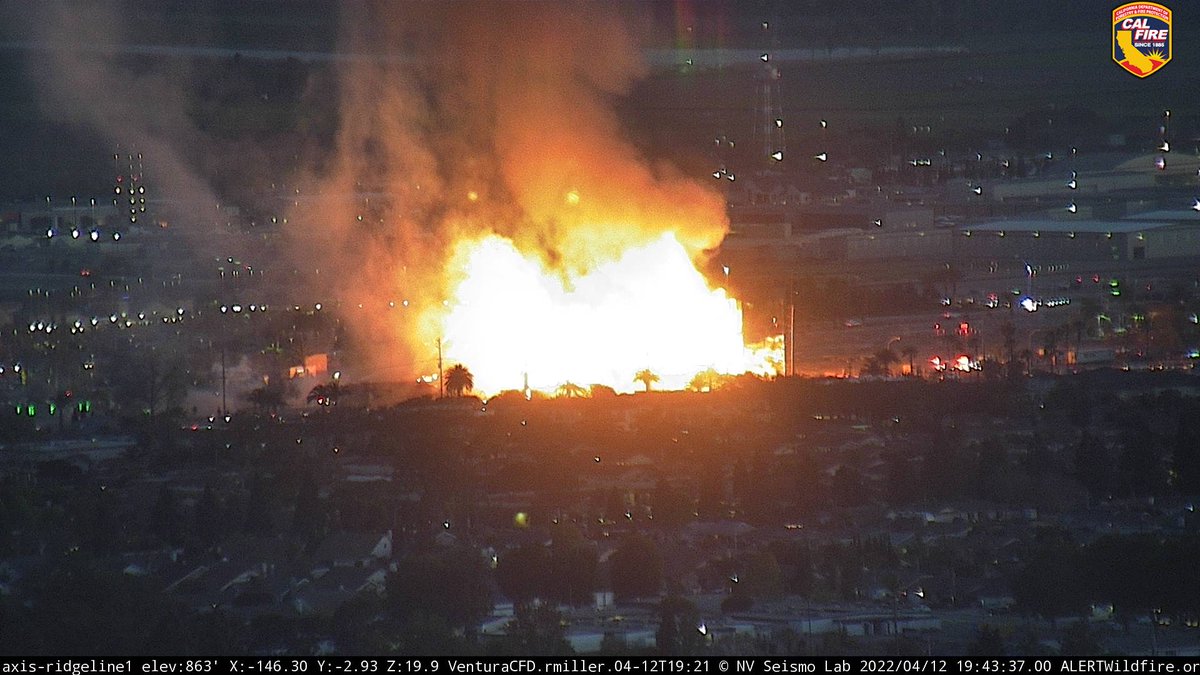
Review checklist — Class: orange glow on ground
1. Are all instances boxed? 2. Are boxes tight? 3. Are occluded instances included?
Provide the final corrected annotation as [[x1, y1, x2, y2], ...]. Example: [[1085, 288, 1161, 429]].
[[431, 232, 781, 396]]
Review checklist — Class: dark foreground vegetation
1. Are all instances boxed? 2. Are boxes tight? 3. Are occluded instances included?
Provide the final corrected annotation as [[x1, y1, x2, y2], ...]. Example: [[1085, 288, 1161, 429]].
[[3, 372, 1200, 655]]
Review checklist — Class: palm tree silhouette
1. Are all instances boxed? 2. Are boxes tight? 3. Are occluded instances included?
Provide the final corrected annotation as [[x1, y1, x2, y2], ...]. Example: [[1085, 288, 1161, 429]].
[[1000, 320, 1017, 376], [872, 347, 900, 377], [556, 382, 587, 398], [1018, 349, 1034, 377], [900, 345, 918, 377], [1042, 330, 1060, 373], [247, 385, 285, 413], [861, 356, 886, 378], [445, 364, 474, 397], [634, 369, 659, 392]]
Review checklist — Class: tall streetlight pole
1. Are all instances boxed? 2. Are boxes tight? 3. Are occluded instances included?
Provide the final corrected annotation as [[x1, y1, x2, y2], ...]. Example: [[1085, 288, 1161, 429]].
[[221, 345, 227, 416], [885, 336, 901, 377]]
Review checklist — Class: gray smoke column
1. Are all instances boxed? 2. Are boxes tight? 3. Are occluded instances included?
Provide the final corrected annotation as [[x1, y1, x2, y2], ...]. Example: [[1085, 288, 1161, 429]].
[[295, 1, 729, 379]]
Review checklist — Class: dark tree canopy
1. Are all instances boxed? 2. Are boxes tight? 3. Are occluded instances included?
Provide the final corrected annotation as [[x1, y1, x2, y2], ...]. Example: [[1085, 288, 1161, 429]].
[[446, 364, 474, 397], [610, 534, 663, 600], [387, 546, 492, 629]]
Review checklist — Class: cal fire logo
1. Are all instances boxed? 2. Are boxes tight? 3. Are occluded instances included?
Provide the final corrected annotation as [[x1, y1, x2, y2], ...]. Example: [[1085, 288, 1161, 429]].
[[1113, 2, 1171, 77]]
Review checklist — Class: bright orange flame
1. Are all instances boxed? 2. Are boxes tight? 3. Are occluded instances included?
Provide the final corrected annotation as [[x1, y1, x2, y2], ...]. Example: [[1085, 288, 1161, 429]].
[[430, 232, 781, 396]]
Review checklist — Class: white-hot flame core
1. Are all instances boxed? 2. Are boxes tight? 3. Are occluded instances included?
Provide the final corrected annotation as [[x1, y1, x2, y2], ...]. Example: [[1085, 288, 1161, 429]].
[[438, 232, 777, 396]]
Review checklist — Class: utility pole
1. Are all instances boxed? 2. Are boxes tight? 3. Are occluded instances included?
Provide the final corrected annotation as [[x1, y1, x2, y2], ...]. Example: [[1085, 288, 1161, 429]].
[[786, 277, 796, 377], [789, 292, 796, 377], [220, 346, 227, 415], [437, 338, 444, 398]]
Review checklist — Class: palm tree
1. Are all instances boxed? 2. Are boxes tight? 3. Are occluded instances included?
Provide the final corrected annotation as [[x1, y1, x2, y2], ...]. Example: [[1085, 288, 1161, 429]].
[[246, 385, 285, 413], [445, 364, 474, 397], [1017, 348, 1034, 376], [900, 345, 918, 377], [1068, 318, 1086, 362], [634, 369, 659, 392], [1000, 320, 1017, 375], [556, 382, 587, 398], [688, 368, 726, 392], [872, 347, 900, 377], [1042, 329, 1061, 373], [861, 356, 886, 378]]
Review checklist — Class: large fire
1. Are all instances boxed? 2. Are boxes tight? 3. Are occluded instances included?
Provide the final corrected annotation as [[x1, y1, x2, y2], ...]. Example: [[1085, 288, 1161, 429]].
[[430, 231, 782, 397], [283, 3, 789, 392]]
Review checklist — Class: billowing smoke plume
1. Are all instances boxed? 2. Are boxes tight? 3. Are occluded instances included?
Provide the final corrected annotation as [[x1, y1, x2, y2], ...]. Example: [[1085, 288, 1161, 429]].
[[299, 1, 729, 381], [10, 1, 737, 387]]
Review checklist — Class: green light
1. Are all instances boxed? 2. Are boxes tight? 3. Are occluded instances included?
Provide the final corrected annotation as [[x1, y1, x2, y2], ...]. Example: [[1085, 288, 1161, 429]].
[[48, 403, 56, 416], [26, 404, 35, 416]]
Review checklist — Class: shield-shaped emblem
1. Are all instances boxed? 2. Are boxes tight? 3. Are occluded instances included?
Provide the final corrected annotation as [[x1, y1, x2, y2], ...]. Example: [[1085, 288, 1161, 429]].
[[1113, 2, 1172, 77]]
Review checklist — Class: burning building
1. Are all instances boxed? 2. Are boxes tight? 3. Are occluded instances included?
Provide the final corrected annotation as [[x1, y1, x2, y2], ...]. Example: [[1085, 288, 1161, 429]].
[[293, 2, 786, 395]]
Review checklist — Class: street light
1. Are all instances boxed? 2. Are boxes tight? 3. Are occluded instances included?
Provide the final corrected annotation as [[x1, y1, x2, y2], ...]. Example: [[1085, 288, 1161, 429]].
[[881, 337, 902, 377]]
